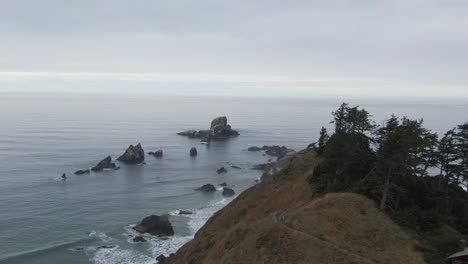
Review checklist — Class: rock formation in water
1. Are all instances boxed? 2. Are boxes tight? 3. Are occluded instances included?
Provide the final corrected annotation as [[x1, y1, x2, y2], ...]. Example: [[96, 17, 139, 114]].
[[217, 167, 228, 174], [190, 147, 198, 157], [248, 145, 295, 160], [195, 184, 216, 192], [91, 156, 118, 171], [222, 187, 235, 197], [74, 169, 90, 175], [165, 149, 425, 264], [117, 143, 145, 163], [149, 150, 163, 158], [177, 116, 239, 141], [133, 236, 147, 242], [134, 215, 174, 236]]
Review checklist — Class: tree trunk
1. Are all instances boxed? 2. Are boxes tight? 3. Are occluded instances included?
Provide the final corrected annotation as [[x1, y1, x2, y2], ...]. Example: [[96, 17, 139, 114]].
[[380, 168, 392, 211]]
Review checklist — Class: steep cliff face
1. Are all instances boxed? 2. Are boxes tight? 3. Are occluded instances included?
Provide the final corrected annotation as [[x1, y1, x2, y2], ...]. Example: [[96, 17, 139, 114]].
[[168, 149, 425, 264]]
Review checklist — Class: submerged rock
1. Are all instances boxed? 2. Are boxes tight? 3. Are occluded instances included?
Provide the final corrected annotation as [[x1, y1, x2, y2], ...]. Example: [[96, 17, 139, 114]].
[[134, 215, 174, 236], [177, 116, 239, 141], [217, 167, 228, 174], [190, 147, 198, 157], [91, 156, 117, 172], [195, 184, 216, 192], [117, 143, 145, 163], [96, 245, 116, 249], [222, 187, 235, 197], [231, 165, 242, 169], [220, 182, 228, 187], [133, 236, 147, 242], [74, 169, 90, 175], [178, 210, 193, 215]]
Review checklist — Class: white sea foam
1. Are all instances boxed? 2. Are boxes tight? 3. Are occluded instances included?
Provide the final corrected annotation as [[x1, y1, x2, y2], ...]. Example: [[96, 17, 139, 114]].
[[93, 246, 156, 264], [92, 197, 232, 264], [89, 230, 113, 243]]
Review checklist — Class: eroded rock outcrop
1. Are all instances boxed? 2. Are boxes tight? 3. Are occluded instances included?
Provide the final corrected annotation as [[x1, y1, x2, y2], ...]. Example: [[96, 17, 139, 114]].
[[134, 215, 174, 236], [74, 169, 90, 175], [222, 187, 235, 197], [149, 150, 163, 158], [190, 147, 198, 157], [177, 116, 239, 141], [118, 143, 145, 163], [91, 156, 118, 171], [195, 184, 216, 192]]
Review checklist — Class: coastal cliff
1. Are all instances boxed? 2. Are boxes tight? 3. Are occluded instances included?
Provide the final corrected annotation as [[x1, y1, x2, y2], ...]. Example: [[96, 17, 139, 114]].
[[167, 149, 425, 264]]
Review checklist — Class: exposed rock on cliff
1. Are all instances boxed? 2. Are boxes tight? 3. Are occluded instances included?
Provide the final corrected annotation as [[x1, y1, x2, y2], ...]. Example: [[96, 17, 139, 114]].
[[117, 143, 145, 163], [167, 149, 425, 264]]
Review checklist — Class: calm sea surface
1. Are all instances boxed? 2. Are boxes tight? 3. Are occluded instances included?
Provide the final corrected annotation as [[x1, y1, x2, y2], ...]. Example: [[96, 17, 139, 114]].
[[0, 93, 466, 264]]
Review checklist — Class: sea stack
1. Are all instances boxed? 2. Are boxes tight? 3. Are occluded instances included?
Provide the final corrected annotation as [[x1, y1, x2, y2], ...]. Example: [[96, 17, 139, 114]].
[[190, 147, 198, 157], [133, 215, 174, 236], [177, 116, 239, 141], [117, 143, 145, 163]]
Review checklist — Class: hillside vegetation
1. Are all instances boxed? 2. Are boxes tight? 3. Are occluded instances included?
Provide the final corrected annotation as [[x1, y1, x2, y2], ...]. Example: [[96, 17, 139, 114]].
[[168, 149, 425, 264]]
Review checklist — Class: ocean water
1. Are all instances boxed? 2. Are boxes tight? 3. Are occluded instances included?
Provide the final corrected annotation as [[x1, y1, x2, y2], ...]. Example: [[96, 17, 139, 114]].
[[0, 93, 466, 264]]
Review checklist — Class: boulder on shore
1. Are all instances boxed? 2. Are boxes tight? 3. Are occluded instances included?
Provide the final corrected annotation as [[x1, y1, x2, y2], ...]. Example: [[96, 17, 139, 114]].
[[222, 187, 235, 197], [177, 116, 239, 141], [91, 156, 117, 171], [190, 147, 198, 157], [195, 184, 216, 192], [217, 167, 228, 174], [74, 169, 90, 175], [117, 143, 145, 163], [133, 215, 174, 236]]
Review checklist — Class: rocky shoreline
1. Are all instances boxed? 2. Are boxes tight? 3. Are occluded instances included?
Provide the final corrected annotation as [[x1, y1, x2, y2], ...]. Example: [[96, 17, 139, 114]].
[[61, 116, 298, 263]]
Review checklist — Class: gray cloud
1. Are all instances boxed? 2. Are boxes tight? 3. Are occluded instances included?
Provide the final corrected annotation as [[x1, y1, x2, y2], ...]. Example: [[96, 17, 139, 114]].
[[0, 0, 467, 97]]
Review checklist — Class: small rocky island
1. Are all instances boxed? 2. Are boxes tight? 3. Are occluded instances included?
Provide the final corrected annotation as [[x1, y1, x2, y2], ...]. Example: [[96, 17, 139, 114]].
[[117, 143, 145, 163], [134, 215, 174, 236], [178, 116, 239, 141], [91, 156, 119, 171]]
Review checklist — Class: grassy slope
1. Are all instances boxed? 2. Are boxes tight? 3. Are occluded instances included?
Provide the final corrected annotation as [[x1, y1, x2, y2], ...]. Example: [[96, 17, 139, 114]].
[[168, 149, 426, 264]]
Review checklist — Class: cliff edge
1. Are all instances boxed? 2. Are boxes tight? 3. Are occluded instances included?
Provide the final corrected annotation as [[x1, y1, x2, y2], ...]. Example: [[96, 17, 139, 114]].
[[168, 149, 425, 264]]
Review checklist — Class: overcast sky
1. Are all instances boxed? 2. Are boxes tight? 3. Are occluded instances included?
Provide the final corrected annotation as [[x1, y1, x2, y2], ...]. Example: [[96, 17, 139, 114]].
[[0, 0, 467, 97]]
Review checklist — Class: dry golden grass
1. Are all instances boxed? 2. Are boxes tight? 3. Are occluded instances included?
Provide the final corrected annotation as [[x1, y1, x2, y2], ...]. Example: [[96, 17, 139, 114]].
[[168, 149, 425, 264]]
